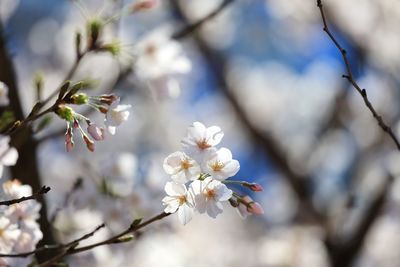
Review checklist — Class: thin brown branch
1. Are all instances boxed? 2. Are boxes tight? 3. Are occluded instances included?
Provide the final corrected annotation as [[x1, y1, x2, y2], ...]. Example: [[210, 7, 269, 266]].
[[0, 223, 105, 258], [0, 185, 50, 206], [316, 0, 400, 150], [67, 212, 170, 255]]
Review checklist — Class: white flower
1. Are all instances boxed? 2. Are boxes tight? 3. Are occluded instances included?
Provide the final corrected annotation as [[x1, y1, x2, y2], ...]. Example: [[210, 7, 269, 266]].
[[190, 177, 232, 219], [2, 180, 42, 228], [135, 28, 191, 99], [0, 81, 9, 106], [104, 98, 131, 135], [2, 179, 32, 199], [163, 151, 201, 183], [100, 153, 138, 196], [0, 217, 20, 253], [162, 182, 194, 225], [202, 147, 240, 180], [181, 122, 224, 162], [0, 135, 18, 177], [136, 29, 191, 80]]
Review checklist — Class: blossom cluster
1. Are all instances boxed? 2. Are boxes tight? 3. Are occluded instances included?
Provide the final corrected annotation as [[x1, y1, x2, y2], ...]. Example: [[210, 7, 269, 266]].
[[56, 90, 131, 152], [0, 180, 43, 267], [162, 122, 264, 225]]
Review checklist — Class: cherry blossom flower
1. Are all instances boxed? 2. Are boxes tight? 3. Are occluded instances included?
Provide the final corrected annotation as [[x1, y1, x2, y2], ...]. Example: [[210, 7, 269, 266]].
[[104, 98, 131, 135], [162, 182, 194, 225], [203, 147, 240, 180], [237, 195, 264, 219], [0, 135, 18, 177], [0, 217, 20, 253], [1, 180, 42, 239], [190, 177, 232, 218], [181, 122, 224, 162], [0, 81, 9, 106], [163, 151, 201, 183], [135, 28, 191, 99]]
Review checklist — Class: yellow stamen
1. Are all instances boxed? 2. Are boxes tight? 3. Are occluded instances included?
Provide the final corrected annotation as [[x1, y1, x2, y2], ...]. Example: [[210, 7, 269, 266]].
[[210, 161, 224, 171], [180, 158, 193, 170], [178, 195, 187, 205]]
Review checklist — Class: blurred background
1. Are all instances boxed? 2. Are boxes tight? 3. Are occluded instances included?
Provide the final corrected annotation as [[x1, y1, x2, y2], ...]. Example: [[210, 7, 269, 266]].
[[2, 0, 400, 266]]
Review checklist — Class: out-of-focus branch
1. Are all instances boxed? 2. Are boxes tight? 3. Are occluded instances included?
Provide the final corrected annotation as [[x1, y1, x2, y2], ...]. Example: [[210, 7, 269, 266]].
[[50, 177, 83, 223], [0, 21, 55, 262], [172, 0, 235, 40], [169, 0, 323, 223], [0, 186, 50, 206], [317, 0, 400, 151], [324, 175, 393, 267]]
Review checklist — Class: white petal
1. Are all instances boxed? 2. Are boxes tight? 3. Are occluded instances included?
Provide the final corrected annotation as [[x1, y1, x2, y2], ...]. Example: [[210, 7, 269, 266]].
[[206, 202, 223, 218], [177, 204, 194, 225], [163, 196, 180, 213], [217, 148, 233, 162], [217, 185, 233, 202], [107, 126, 117, 135], [164, 182, 186, 196], [1, 147, 18, 166], [206, 126, 223, 146], [189, 122, 205, 141], [222, 160, 240, 178]]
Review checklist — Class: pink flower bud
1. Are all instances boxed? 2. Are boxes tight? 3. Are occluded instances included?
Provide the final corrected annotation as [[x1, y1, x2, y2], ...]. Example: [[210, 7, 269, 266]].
[[66, 140, 74, 152], [73, 119, 80, 129], [243, 182, 263, 192], [65, 128, 74, 152], [131, 0, 158, 12], [240, 196, 264, 216], [247, 201, 264, 215], [83, 135, 95, 152], [87, 123, 105, 141]]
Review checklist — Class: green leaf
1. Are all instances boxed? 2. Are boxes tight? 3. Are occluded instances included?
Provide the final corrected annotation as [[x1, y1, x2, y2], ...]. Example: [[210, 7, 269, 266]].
[[58, 80, 71, 100]]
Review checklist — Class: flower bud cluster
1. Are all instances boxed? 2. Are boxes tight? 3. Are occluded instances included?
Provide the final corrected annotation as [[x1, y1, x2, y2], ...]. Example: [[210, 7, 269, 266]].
[[56, 92, 130, 152], [162, 122, 263, 225]]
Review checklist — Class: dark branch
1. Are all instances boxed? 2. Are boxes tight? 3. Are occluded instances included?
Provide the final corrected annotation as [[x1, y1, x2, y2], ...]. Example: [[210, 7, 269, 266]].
[[0, 186, 50, 206], [172, 0, 235, 40], [316, 0, 400, 150]]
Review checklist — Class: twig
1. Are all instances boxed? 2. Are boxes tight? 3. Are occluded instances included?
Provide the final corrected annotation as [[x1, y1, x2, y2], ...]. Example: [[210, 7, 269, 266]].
[[171, 0, 235, 40], [0, 186, 50, 206], [67, 212, 170, 255], [316, 0, 400, 150], [0, 223, 105, 258]]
